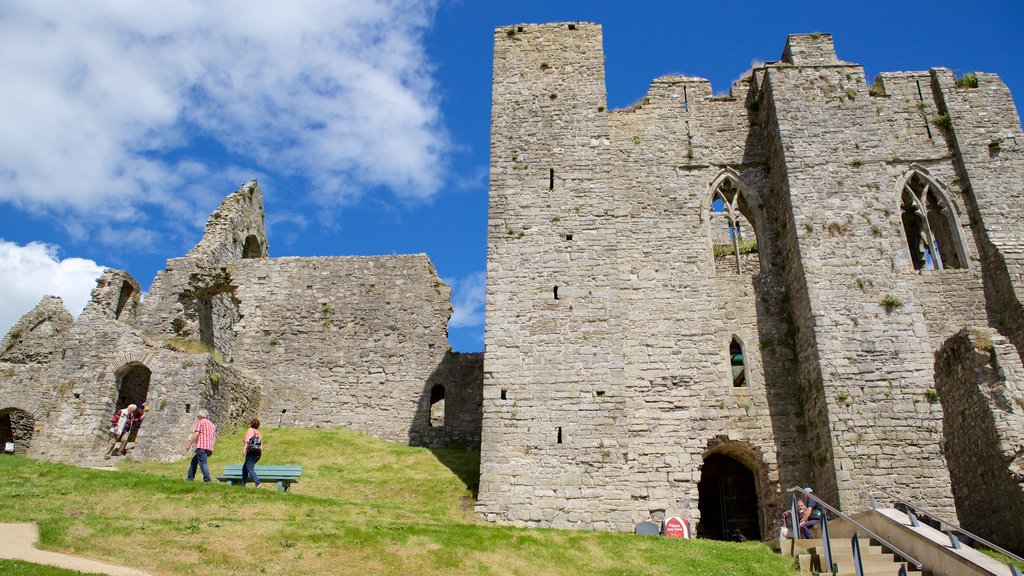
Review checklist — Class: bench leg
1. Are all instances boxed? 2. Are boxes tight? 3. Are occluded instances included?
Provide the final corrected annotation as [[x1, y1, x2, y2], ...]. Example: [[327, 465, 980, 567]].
[[277, 481, 285, 492]]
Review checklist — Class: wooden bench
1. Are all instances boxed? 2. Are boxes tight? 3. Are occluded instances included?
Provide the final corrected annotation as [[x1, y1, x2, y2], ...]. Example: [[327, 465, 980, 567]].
[[216, 465, 302, 492]]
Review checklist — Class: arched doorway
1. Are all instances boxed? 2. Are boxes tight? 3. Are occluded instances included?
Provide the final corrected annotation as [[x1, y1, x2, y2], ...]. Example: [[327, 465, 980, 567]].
[[0, 408, 35, 455], [115, 363, 151, 441], [697, 453, 762, 541]]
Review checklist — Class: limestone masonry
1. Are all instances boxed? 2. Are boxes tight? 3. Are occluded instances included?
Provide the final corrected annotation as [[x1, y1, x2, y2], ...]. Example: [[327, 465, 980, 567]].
[[1, 181, 483, 467], [475, 24, 1022, 552], [2, 23, 1023, 554]]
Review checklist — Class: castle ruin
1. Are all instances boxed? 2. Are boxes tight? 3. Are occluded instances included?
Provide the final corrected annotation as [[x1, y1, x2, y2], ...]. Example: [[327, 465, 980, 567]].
[[0, 182, 483, 466], [2, 23, 1023, 554], [475, 24, 1024, 552]]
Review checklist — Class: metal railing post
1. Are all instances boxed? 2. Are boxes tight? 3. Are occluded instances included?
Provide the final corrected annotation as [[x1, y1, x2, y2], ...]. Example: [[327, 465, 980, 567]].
[[851, 533, 865, 576], [908, 511, 920, 527], [898, 566, 908, 576], [821, 509, 835, 574], [947, 530, 962, 550], [1009, 563, 1022, 576], [790, 496, 799, 542]]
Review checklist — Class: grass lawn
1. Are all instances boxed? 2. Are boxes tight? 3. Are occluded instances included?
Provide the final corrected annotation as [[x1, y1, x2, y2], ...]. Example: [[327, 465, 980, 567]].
[[1, 428, 795, 576]]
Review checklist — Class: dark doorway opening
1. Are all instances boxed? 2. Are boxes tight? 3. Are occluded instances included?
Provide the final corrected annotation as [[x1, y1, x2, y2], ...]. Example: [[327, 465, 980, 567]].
[[697, 453, 761, 541], [115, 364, 151, 441], [0, 408, 35, 455]]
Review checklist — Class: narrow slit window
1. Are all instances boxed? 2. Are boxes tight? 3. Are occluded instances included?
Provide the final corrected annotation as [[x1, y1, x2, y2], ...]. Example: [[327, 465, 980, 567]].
[[556, 427, 563, 444], [553, 286, 559, 300], [500, 389, 507, 400], [549, 169, 555, 190], [730, 338, 747, 388]]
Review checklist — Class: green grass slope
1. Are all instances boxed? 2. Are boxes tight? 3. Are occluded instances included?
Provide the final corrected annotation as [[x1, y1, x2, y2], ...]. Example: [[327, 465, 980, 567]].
[[0, 428, 795, 576]]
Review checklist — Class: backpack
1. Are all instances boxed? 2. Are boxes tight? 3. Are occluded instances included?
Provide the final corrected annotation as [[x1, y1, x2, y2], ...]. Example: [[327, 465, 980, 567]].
[[246, 433, 262, 452]]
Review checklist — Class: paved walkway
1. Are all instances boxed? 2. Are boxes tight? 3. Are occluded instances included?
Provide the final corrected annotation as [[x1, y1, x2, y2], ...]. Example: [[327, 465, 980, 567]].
[[0, 523, 153, 575]]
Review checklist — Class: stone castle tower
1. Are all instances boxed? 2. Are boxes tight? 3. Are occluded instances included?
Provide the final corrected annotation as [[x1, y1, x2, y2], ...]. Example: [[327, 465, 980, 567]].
[[476, 23, 1024, 549]]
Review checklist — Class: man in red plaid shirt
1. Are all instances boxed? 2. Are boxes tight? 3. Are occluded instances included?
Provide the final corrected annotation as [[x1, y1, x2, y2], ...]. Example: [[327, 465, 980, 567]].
[[186, 409, 217, 482]]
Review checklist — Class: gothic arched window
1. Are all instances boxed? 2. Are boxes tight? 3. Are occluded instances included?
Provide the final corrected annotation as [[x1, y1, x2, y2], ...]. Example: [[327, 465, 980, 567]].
[[709, 173, 761, 275], [899, 172, 966, 271]]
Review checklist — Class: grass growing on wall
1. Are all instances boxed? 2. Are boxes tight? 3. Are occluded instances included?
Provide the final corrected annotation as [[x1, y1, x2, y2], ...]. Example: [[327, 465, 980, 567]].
[[1, 428, 795, 576]]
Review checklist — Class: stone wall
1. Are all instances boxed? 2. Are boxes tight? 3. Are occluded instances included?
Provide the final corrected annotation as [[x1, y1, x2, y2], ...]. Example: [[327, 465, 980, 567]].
[[481, 23, 1023, 536], [0, 179, 482, 465], [480, 22, 804, 535], [222, 254, 457, 445], [935, 328, 1024, 555]]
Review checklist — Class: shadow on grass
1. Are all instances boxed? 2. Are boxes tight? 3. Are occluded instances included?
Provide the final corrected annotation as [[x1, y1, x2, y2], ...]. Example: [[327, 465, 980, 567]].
[[428, 447, 480, 499]]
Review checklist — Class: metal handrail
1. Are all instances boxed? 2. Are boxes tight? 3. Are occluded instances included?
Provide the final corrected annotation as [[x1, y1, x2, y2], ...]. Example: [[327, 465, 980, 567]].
[[873, 486, 1024, 566], [787, 487, 923, 569]]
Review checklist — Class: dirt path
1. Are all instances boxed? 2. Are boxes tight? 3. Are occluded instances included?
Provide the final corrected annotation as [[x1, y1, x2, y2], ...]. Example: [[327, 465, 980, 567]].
[[0, 523, 153, 576]]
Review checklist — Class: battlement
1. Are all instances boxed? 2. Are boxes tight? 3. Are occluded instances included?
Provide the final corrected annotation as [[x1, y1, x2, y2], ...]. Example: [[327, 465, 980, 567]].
[[781, 32, 840, 65]]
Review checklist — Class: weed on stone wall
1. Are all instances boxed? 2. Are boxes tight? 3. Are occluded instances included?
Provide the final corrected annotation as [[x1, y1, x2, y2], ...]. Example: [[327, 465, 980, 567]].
[[932, 112, 953, 131], [880, 295, 904, 313], [955, 72, 978, 88]]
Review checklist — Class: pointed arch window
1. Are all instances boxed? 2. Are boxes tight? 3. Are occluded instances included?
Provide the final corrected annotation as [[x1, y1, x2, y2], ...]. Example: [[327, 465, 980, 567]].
[[710, 176, 760, 274], [900, 172, 966, 271]]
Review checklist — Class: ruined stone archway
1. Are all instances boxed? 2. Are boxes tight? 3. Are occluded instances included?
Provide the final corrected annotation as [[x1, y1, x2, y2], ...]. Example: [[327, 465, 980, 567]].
[[697, 437, 771, 541], [114, 362, 151, 441], [0, 408, 36, 455]]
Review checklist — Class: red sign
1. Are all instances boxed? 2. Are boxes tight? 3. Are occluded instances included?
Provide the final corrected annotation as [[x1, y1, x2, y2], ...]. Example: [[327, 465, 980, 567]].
[[663, 517, 691, 539]]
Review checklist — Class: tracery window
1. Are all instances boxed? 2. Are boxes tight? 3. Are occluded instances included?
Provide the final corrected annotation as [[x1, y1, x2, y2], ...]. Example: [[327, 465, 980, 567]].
[[710, 175, 759, 275], [899, 172, 965, 271]]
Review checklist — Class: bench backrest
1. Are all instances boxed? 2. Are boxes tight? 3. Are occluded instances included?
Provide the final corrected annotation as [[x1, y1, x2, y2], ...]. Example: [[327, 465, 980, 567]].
[[222, 465, 303, 477]]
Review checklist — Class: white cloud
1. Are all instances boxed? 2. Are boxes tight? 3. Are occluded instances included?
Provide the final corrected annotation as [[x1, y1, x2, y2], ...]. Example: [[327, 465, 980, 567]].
[[0, 240, 107, 335], [447, 271, 485, 329], [0, 0, 446, 227]]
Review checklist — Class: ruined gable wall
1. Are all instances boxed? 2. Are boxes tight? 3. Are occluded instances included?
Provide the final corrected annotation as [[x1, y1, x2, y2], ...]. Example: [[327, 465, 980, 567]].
[[225, 254, 461, 446], [935, 328, 1024, 555], [760, 35, 962, 515], [0, 296, 75, 454], [139, 181, 267, 359]]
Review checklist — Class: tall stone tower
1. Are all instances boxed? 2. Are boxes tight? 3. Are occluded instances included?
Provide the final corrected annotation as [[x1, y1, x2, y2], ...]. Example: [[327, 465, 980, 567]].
[[479, 23, 1024, 548]]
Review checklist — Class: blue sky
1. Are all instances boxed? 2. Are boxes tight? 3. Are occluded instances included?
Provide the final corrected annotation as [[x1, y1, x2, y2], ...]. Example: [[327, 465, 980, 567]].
[[1, 0, 1022, 352]]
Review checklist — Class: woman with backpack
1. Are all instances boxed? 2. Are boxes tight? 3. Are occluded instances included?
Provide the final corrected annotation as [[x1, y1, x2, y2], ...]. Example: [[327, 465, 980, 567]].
[[241, 418, 263, 488]]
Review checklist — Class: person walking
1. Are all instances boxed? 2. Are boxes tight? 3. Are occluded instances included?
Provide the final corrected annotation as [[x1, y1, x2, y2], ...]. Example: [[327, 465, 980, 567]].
[[185, 409, 216, 482], [241, 418, 263, 488]]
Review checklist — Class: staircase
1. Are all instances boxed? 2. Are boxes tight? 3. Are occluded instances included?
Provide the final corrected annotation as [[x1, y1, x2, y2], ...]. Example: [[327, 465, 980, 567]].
[[786, 538, 922, 576]]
